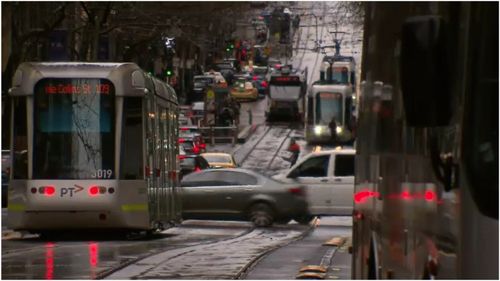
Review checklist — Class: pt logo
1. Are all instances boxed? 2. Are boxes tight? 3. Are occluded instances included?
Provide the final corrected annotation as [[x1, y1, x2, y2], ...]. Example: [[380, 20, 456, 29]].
[[60, 184, 85, 197]]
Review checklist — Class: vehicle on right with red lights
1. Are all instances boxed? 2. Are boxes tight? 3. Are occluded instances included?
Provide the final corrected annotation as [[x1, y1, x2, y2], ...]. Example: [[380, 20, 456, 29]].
[[352, 2, 497, 279]]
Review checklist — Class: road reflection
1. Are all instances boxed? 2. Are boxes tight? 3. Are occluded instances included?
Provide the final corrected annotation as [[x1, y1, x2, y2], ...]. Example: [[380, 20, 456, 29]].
[[45, 242, 55, 279]]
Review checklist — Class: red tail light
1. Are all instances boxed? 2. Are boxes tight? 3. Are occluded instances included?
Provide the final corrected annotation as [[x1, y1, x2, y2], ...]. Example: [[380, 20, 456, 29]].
[[200, 143, 206, 149], [180, 127, 189, 131], [261, 81, 268, 88], [44, 186, 56, 197], [89, 186, 99, 196], [177, 155, 186, 160], [424, 190, 436, 202], [194, 166, 202, 172], [288, 187, 304, 196], [253, 75, 258, 81], [178, 138, 185, 143]]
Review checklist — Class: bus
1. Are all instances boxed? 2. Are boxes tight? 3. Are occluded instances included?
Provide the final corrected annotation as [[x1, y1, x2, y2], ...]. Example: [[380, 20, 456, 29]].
[[305, 81, 355, 144], [7, 62, 182, 235], [352, 2, 498, 279], [266, 66, 307, 122]]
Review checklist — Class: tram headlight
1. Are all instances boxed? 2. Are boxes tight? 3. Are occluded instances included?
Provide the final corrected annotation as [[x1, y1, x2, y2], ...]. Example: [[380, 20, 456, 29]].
[[314, 125, 325, 135], [336, 126, 343, 134]]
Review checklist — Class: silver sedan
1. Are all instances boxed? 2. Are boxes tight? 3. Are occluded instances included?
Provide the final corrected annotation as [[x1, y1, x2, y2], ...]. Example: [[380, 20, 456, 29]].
[[180, 168, 311, 227]]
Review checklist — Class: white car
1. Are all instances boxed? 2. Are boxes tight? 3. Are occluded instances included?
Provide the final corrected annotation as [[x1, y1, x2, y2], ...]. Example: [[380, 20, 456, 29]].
[[273, 148, 355, 216]]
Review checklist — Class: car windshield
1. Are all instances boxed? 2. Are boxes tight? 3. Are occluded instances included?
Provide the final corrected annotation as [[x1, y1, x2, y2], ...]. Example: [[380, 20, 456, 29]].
[[203, 155, 231, 163]]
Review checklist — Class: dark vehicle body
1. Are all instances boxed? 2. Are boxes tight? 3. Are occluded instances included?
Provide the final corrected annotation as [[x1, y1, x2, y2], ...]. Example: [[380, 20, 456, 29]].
[[179, 155, 210, 180], [213, 63, 235, 85], [179, 137, 201, 155], [352, 2, 498, 279], [2, 150, 11, 208], [190, 75, 215, 104], [181, 168, 309, 226]]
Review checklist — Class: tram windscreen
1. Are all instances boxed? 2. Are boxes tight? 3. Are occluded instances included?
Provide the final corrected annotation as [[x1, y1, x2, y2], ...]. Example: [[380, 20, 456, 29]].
[[33, 78, 115, 179], [315, 92, 343, 125], [269, 86, 301, 100], [269, 76, 302, 100], [326, 67, 349, 84]]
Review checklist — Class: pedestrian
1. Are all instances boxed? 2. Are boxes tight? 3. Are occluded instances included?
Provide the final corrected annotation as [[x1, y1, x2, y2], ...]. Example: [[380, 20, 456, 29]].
[[287, 137, 300, 167], [328, 117, 337, 143]]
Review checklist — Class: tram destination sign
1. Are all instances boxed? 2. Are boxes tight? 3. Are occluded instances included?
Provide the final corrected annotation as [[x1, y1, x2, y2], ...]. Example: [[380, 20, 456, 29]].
[[270, 75, 301, 86], [43, 81, 112, 95]]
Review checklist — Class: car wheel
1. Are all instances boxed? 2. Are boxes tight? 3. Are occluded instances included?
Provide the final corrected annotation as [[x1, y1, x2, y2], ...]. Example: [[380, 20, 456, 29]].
[[249, 203, 274, 227], [294, 215, 315, 225]]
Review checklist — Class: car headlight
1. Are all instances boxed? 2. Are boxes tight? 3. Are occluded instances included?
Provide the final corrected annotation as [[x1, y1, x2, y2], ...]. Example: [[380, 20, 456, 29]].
[[336, 126, 343, 134], [314, 125, 325, 135]]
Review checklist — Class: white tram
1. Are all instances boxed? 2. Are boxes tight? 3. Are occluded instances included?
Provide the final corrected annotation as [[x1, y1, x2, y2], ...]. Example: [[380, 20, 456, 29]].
[[305, 81, 355, 144], [7, 62, 181, 234], [266, 66, 307, 122]]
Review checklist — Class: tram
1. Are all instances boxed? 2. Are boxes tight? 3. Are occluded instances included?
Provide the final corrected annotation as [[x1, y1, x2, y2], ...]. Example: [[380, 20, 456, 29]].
[[305, 81, 355, 144], [266, 66, 307, 122], [7, 62, 182, 234], [320, 55, 356, 91], [353, 2, 498, 279]]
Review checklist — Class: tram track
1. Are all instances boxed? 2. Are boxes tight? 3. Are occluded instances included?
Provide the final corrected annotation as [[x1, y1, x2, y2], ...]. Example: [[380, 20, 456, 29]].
[[239, 124, 294, 176], [103, 223, 314, 279], [96, 223, 257, 279], [2, 222, 257, 279]]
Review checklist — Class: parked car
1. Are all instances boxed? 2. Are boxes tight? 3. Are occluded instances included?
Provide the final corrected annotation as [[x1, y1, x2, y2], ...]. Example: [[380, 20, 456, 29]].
[[230, 78, 258, 101], [201, 152, 238, 169], [273, 148, 355, 216], [181, 168, 310, 226]]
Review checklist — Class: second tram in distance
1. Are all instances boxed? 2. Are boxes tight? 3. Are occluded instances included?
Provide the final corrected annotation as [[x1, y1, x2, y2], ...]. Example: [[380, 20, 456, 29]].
[[305, 80, 355, 144], [8, 62, 181, 235], [266, 66, 307, 123]]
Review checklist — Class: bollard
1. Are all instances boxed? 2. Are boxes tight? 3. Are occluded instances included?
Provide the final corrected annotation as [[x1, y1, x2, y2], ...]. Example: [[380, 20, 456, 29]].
[[232, 126, 237, 146], [211, 126, 215, 145], [248, 109, 253, 125]]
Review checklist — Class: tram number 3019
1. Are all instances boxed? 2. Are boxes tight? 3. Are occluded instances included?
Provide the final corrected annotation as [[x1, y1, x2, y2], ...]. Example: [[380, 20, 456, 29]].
[[91, 169, 113, 179]]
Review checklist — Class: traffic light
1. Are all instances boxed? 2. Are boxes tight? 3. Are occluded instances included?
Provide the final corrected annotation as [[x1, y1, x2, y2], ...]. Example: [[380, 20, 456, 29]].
[[165, 68, 173, 77], [226, 41, 235, 52]]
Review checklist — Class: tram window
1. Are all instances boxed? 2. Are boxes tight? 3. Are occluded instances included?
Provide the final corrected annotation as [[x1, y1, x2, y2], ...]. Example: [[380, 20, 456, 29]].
[[33, 78, 115, 179], [121, 97, 143, 179], [291, 155, 329, 178], [12, 97, 28, 179], [334, 155, 355, 177]]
